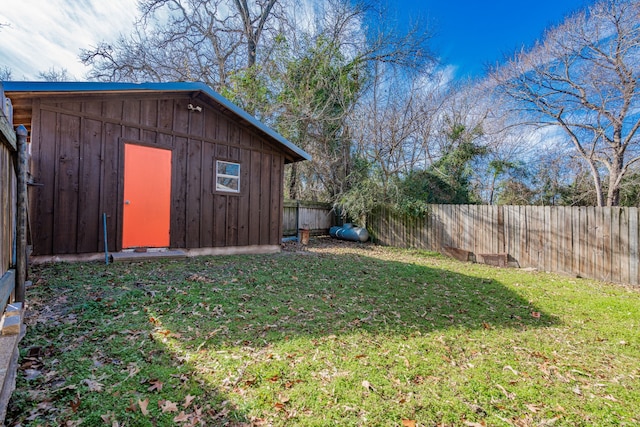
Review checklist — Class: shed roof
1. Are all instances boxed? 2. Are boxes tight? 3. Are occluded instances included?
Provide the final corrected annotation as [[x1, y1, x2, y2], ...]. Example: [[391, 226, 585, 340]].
[[1, 81, 311, 163]]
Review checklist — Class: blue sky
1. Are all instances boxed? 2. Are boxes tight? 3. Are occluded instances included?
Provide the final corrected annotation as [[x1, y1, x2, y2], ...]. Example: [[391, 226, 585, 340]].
[[0, 0, 591, 81], [396, 0, 590, 78]]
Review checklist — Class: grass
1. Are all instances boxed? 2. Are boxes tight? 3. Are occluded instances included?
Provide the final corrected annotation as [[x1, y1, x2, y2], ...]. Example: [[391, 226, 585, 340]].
[[6, 238, 640, 426]]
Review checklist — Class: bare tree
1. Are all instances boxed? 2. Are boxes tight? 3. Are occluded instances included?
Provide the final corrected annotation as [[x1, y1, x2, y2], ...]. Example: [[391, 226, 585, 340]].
[[351, 64, 445, 189], [492, 0, 640, 206], [278, 0, 434, 200], [37, 67, 74, 82], [0, 67, 11, 81], [234, 0, 278, 67], [81, 0, 284, 89]]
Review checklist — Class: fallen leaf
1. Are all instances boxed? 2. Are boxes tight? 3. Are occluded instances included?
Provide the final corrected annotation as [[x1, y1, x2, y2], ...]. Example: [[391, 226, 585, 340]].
[[160, 399, 179, 413], [503, 365, 519, 376], [173, 411, 190, 422], [402, 420, 416, 427], [82, 379, 104, 392], [525, 403, 540, 413], [125, 399, 138, 412], [274, 402, 286, 411], [183, 394, 196, 408], [148, 380, 164, 392], [482, 322, 491, 329], [496, 384, 516, 400], [362, 380, 372, 391], [101, 412, 115, 423], [70, 395, 81, 413], [463, 421, 486, 427], [531, 312, 541, 319], [138, 398, 149, 416]]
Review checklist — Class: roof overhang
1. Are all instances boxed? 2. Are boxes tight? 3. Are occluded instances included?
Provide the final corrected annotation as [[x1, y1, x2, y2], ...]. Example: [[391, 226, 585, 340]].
[[1, 81, 311, 163]]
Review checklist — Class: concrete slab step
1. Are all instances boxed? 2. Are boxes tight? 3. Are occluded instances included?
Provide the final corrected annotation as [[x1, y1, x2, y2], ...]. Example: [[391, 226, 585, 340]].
[[111, 249, 187, 262]]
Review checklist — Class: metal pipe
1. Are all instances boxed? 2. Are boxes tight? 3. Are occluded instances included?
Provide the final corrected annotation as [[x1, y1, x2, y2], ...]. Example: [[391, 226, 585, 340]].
[[103, 213, 109, 265]]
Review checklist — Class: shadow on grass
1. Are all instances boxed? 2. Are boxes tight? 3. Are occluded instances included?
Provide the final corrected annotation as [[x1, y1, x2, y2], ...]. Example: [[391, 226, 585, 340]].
[[11, 245, 561, 425], [153, 248, 560, 345]]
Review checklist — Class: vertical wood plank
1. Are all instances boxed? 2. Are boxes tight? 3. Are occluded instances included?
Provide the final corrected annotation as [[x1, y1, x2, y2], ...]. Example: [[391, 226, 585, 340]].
[[610, 208, 621, 284], [34, 109, 57, 255], [103, 122, 122, 251], [170, 136, 187, 248], [602, 207, 612, 282], [185, 140, 202, 248], [173, 98, 190, 135], [140, 99, 158, 142], [53, 113, 81, 254], [213, 194, 227, 247], [77, 117, 103, 253], [587, 207, 595, 279], [259, 154, 272, 245], [269, 155, 283, 245], [545, 206, 552, 272], [248, 151, 261, 245], [619, 208, 630, 284], [236, 149, 251, 246], [200, 142, 214, 248], [227, 195, 239, 246], [629, 208, 638, 286]]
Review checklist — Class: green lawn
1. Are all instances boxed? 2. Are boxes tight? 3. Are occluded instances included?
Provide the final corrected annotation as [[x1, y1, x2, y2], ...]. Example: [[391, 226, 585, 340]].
[[7, 239, 640, 426]]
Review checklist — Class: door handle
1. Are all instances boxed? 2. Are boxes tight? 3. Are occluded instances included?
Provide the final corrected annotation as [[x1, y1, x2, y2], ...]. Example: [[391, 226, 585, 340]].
[[125, 200, 131, 205]]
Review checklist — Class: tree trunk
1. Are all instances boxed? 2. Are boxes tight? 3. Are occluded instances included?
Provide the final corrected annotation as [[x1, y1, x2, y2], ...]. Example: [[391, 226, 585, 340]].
[[288, 162, 298, 200], [606, 156, 624, 206]]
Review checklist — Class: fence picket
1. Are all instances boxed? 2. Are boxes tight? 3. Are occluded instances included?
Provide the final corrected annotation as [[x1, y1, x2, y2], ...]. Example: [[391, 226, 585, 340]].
[[367, 204, 639, 286]]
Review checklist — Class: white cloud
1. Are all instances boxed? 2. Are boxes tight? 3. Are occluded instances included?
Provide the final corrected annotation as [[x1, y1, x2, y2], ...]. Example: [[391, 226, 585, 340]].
[[0, 0, 139, 80]]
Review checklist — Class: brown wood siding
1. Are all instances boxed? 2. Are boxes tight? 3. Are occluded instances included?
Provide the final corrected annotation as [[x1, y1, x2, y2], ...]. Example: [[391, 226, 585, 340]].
[[28, 93, 288, 255], [0, 142, 16, 275]]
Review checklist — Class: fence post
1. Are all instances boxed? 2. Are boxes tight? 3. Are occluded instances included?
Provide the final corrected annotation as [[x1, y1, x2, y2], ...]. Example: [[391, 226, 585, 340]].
[[15, 125, 28, 303]]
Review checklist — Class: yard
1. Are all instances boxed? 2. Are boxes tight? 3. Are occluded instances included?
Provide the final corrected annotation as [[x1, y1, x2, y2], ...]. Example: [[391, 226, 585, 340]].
[[6, 238, 640, 426]]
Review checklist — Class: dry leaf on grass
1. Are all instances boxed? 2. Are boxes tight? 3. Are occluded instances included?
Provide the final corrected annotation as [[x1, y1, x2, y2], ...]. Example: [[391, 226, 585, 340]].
[[160, 399, 179, 413], [138, 399, 150, 416], [82, 379, 103, 392], [147, 380, 163, 392], [69, 396, 81, 413], [173, 411, 190, 422], [183, 394, 196, 408], [402, 420, 416, 427]]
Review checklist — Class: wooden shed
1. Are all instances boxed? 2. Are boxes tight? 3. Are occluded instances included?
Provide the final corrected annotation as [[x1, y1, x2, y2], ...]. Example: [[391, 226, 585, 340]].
[[2, 81, 310, 258]]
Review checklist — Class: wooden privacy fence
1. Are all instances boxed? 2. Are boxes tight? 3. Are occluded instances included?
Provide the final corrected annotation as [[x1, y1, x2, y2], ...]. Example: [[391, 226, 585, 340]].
[[0, 85, 29, 424], [369, 205, 640, 286], [283, 200, 336, 236]]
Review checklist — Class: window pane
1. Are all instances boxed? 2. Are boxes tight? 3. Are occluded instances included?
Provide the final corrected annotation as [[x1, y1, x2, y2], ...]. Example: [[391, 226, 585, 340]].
[[218, 162, 239, 177], [215, 160, 241, 193], [217, 176, 239, 192]]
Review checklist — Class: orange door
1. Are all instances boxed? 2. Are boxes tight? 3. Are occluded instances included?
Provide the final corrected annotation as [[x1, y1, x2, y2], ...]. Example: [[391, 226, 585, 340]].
[[122, 144, 172, 248]]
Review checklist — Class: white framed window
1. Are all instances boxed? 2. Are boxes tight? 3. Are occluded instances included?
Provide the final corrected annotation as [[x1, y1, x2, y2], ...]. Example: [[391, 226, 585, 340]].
[[216, 160, 240, 193]]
